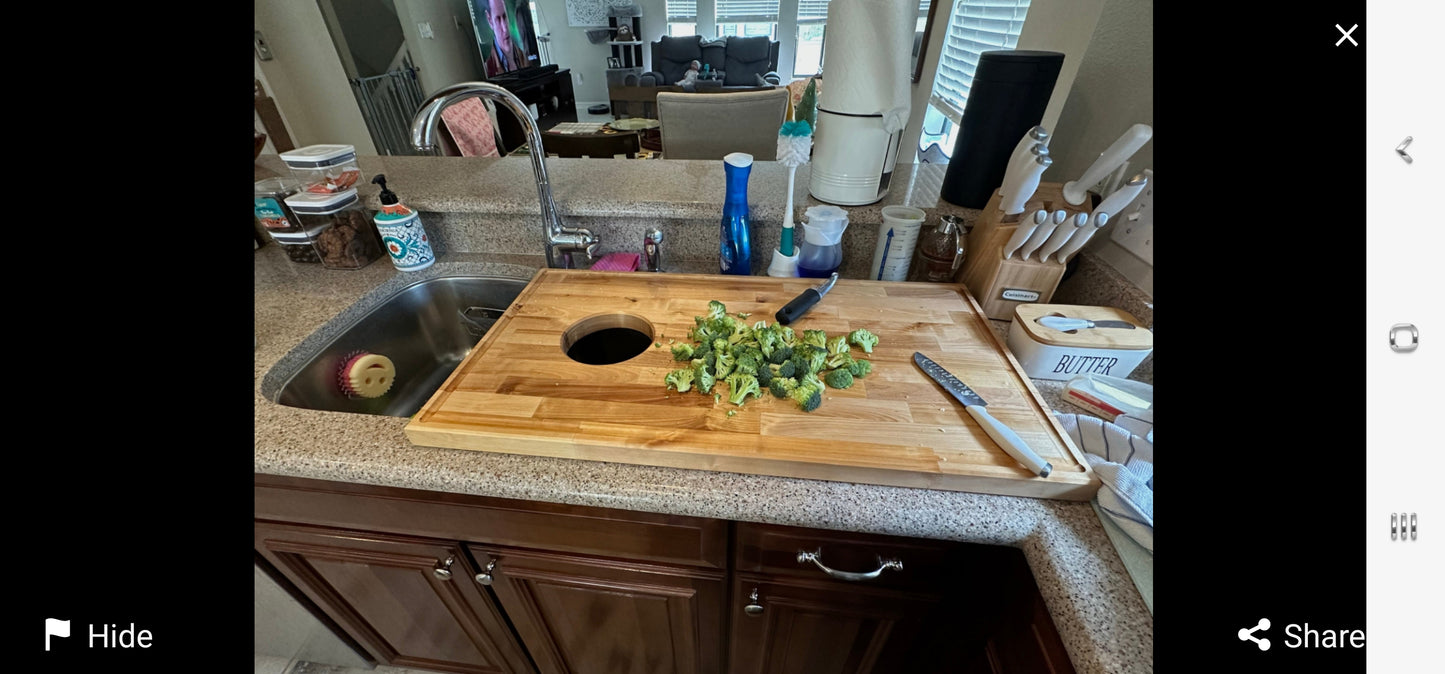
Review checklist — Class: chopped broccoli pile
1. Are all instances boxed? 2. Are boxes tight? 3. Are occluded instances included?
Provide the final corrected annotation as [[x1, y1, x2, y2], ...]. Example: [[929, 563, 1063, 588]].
[[662, 300, 878, 412]]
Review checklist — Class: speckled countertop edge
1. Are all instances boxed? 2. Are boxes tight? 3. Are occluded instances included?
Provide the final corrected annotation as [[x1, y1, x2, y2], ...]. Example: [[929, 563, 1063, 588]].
[[253, 247, 1153, 673]]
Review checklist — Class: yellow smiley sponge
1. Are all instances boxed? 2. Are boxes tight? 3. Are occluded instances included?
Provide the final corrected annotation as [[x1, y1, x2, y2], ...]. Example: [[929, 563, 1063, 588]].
[[338, 351, 396, 398]]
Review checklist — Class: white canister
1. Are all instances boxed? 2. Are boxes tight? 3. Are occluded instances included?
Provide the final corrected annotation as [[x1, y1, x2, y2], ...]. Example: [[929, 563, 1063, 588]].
[[868, 206, 925, 281], [1006, 304, 1152, 381]]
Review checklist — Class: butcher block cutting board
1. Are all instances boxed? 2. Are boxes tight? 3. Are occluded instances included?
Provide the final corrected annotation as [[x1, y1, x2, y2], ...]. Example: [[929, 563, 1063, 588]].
[[405, 270, 1099, 501]]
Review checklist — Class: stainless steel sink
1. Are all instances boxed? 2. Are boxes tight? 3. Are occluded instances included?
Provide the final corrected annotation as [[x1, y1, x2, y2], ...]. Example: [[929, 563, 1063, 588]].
[[272, 276, 529, 417]]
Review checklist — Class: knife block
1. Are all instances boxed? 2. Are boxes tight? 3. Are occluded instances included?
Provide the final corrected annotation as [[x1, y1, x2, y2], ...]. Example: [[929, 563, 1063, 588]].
[[958, 182, 1095, 320]]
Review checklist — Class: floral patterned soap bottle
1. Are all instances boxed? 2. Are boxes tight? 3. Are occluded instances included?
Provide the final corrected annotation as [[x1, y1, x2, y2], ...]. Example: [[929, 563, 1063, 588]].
[[371, 174, 435, 272]]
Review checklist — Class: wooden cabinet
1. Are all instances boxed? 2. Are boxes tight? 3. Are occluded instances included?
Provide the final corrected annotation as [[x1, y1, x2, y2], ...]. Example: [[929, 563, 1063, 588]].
[[253, 522, 533, 674], [255, 475, 1076, 674], [474, 547, 726, 674]]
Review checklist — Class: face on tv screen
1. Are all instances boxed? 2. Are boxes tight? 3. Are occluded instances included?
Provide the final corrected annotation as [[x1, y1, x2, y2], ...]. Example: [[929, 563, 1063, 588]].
[[475, 0, 539, 77]]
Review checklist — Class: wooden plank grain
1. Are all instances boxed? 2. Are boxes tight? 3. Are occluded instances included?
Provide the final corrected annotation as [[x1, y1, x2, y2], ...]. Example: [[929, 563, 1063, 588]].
[[404, 270, 1099, 501]]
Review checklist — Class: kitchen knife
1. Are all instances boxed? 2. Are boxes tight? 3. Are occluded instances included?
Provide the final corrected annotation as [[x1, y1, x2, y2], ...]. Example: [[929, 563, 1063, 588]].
[[1019, 210, 1068, 260], [775, 272, 838, 325], [1036, 316, 1137, 331], [998, 145, 1048, 213], [1006, 126, 1049, 176], [913, 352, 1052, 477], [1055, 212, 1107, 264], [1002, 209, 1048, 259], [1000, 153, 1052, 215], [1091, 174, 1149, 223], [1037, 212, 1088, 262], [1062, 123, 1153, 205]]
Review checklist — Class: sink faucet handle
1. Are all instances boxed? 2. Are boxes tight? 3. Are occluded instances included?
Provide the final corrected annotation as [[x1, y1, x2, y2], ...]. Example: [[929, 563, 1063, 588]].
[[643, 228, 663, 272]]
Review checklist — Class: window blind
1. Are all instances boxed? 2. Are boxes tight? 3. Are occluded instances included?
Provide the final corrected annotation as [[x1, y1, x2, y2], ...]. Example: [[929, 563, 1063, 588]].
[[931, 0, 1032, 124], [716, 0, 779, 24], [796, 0, 830, 24], [667, 1, 697, 22]]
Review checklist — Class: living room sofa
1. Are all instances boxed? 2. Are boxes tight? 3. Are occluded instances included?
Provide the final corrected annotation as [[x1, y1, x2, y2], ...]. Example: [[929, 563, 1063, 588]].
[[640, 35, 782, 89]]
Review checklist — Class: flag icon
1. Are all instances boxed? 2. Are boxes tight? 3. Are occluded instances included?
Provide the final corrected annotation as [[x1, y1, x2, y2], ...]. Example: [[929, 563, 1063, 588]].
[[45, 618, 70, 651]]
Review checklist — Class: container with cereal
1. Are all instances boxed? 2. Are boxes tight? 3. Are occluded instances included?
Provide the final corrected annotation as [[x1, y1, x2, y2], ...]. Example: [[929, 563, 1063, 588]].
[[279, 144, 364, 195], [283, 189, 383, 270]]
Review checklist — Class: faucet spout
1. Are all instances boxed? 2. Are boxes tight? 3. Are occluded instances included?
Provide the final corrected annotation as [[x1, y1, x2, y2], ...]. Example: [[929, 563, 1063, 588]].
[[410, 82, 598, 269]]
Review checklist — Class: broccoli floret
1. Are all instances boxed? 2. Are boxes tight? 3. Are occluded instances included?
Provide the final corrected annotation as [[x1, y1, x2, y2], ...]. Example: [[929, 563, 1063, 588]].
[[707, 300, 728, 321], [756, 329, 778, 358], [664, 368, 695, 393], [826, 351, 853, 371], [689, 321, 716, 344], [692, 360, 716, 393], [768, 344, 793, 365], [693, 341, 712, 361], [770, 324, 797, 346], [827, 335, 850, 356], [789, 382, 823, 412], [824, 368, 854, 389], [755, 362, 773, 386], [848, 328, 879, 354], [727, 409, 737, 417], [848, 359, 872, 378], [713, 392, 721, 404], [735, 353, 762, 377], [800, 345, 827, 374], [800, 370, 825, 390], [714, 352, 736, 379], [802, 329, 828, 349], [671, 343, 695, 361], [773, 360, 797, 378], [753, 320, 769, 332], [712, 338, 729, 354], [769, 377, 798, 398], [726, 373, 761, 405]]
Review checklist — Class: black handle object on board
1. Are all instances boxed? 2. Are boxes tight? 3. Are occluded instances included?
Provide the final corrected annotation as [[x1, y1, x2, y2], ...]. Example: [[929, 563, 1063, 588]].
[[775, 290, 822, 325], [939, 51, 1064, 208]]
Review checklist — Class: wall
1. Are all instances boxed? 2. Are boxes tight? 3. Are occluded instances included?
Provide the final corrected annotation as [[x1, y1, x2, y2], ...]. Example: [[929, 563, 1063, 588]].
[[395, 0, 486, 94], [1044, 0, 1153, 295], [533, 0, 645, 103], [321, 0, 407, 78], [255, 0, 377, 152]]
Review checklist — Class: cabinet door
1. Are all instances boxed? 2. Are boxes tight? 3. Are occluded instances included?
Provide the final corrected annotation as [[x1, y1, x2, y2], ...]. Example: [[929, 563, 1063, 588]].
[[255, 522, 534, 674], [726, 575, 944, 674], [473, 546, 727, 674]]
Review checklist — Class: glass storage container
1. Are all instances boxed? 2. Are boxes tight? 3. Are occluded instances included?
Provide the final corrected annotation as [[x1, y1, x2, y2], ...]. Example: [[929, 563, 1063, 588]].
[[283, 189, 382, 270], [279, 144, 364, 195], [254, 177, 304, 233]]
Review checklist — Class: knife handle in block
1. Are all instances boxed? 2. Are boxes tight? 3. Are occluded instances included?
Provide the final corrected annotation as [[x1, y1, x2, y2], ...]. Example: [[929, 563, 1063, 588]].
[[964, 405, 1053, 477]]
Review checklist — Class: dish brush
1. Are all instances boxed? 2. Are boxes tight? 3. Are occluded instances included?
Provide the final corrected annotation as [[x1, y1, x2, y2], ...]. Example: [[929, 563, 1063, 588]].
[[768, 120, 813, 277], [338, 351, 396, 399]]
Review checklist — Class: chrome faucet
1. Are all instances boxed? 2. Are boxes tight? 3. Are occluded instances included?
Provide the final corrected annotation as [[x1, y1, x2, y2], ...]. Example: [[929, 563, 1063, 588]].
[[410, 82, 599, 269]]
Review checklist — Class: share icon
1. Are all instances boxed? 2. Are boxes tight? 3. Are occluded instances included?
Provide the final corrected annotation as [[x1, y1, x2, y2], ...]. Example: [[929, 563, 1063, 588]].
[[1238, 618, 1271, 651]]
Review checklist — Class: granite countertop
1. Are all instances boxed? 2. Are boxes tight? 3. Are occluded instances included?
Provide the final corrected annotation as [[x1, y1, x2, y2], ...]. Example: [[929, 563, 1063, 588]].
[[253, 246, 1153, 674], [254, 154, 977, 227]]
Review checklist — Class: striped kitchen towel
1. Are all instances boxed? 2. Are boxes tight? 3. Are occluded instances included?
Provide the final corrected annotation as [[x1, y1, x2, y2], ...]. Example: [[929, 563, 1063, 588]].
[[1056, 413, 1154, 552]]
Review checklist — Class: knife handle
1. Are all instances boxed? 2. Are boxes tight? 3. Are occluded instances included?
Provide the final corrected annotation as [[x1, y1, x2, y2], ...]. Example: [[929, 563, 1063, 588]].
[[1018, 222, 1058, 260], [965, 405, 1052, 477], [775, 289, 821, 326], [1037, 214, 1084, 262]]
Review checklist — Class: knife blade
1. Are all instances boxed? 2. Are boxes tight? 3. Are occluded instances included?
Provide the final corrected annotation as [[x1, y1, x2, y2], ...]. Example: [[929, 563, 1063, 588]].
[[1037, 212, 1088, 262], [1019, 210, 1068, 261], [775, 272, 838, 325], [1002, 209, 1048, 260], [913, 353, 1053, 477], [1036, 316, 1136, 331], [1062, 123, 1153, 205], [1000, 153, 1051, 216]]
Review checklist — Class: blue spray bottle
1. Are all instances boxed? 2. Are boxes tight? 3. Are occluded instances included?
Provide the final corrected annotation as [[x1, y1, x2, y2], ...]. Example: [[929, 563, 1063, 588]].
[[719, 152, 753, 275]]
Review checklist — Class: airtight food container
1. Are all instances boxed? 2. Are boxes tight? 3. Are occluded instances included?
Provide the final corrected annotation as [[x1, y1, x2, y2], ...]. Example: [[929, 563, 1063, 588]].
[[1006, 304, 1152, 381], [283, 189, 382, 270], [279, 144, 364, 195]]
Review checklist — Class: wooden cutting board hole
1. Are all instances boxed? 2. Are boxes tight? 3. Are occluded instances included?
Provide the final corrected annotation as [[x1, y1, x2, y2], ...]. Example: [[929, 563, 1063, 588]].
[[561, 313, 656, 365]]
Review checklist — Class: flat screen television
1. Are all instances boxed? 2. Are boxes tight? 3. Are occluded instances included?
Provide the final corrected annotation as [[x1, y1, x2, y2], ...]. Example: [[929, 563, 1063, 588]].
[[468, 0, 542, 80]]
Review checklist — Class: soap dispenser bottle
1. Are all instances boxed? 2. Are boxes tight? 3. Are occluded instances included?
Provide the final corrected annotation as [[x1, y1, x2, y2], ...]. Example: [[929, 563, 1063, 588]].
[[719, 152, 753, 275], [371, 174, 435, 272]]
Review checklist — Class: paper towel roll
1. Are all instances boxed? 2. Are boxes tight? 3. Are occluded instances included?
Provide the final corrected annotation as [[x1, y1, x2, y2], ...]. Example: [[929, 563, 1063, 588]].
[[818, 0, 915, 132]]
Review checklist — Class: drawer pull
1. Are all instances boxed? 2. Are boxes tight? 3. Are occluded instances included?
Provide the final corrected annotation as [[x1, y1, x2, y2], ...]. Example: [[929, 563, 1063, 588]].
[[475, 559, 496, 586], [433, 555, 454, 580], [796, 549, 903, 581], [744, 587, 764, 616]]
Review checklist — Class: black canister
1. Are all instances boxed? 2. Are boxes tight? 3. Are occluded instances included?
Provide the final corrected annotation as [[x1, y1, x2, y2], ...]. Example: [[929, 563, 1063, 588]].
[[939, 50, 1064, 208]]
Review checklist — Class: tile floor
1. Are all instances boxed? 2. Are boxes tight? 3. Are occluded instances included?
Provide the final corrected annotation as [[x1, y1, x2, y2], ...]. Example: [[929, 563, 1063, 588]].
[[254, 654, 446, 674]]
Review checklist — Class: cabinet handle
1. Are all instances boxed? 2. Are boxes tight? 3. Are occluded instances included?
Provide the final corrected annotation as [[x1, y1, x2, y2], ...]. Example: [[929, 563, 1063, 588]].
[[744, 587, 764, 616], [433, 555, 455, 580], [796, 549, 903, 581], [475, 559, 496, 586]]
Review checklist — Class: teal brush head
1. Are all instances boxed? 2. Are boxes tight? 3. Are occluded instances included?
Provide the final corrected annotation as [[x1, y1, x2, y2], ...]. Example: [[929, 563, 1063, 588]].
[[779, 120, 813, 137]]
